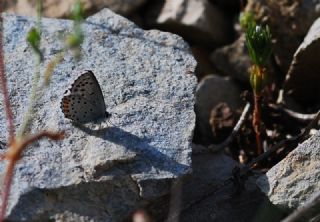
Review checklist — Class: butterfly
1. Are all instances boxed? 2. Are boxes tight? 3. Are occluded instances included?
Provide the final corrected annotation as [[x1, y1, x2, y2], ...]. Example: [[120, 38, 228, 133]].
[[60, 70, 111, 123]]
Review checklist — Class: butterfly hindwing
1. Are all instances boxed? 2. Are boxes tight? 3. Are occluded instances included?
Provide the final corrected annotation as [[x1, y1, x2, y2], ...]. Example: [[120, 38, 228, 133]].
[[61, 94, 107, 123]]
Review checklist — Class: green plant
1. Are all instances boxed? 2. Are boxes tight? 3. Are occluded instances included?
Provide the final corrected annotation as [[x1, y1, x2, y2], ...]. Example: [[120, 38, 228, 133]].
[[245, 23, 272, 154], [0, 1, 85, 220], [239, 11, 255, 30]]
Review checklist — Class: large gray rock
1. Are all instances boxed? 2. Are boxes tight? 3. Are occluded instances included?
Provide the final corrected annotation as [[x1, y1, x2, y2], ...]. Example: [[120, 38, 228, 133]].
[[210, 35, 250, 84], [153, 0, 233, 47], [257, 131, 320, 211], [194, 75, 243, 145], [283, 17, 320, 106], [0, 8, 197, 221]]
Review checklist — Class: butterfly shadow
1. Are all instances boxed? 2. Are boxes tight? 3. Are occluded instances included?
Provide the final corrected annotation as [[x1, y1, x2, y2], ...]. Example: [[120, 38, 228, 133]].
[[73, 123, 190, 178]]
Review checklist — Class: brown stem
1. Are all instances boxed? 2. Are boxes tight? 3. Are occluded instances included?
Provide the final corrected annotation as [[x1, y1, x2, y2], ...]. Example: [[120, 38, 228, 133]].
[[253, 93, 263, 154], [20, 131, 64, 150], [0, 10, 15, 144], [268, 103, 318, 123], [0, 160, 15, 222], [6, 131, 64, 162]]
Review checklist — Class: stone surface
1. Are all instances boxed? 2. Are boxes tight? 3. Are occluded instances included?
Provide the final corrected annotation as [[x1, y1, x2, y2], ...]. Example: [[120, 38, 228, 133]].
[[210, 35, 250, 84], [283, 17, 320, 106], [4, 0, 147, 18], [194, 75, 243, 145], [191, 46, 218, 79], [246, 0, 320, 73], [153, 0, 234, 47], [0, 8, 197, 221], [149, 144, 265, 221], [257, 131, 320, 211]]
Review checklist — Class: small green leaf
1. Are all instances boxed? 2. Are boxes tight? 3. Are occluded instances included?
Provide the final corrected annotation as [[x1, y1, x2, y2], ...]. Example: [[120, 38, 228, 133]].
[[239, 11, 255, 30], [27, 27, 42, 57], [65, 0, 85, 54], [65, 33, 83, 49], [71, 0, 85, 22], [246, 24, 272, 66]]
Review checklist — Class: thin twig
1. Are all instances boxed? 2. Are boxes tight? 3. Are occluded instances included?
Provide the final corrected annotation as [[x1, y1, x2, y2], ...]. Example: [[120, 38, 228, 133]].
[[268, 103, 318, 123], [193, 102, 251, 154], [16, 0, 43, 138], [167, 174, 235, 221], [5, 131, 64, 161], [17, 55, 41, 138], [281, 191, 320, 222], [0, 160, 14, 221], [253, 93, 262, 154], [43, 51, 65, 86], [0, 11, 15, 144], [20, 131, 64, 152], [247, 111, 320, 169]]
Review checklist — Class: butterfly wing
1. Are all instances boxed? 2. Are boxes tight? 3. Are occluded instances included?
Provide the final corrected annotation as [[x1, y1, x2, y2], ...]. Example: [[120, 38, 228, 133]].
[[61, 94, 107, 123], [61, 71, 108, 123], [65, 71, 106, 113]]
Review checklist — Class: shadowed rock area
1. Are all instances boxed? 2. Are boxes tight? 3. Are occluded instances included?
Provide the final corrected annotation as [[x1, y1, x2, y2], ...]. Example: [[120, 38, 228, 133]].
[[284, 17, 320, 106], [0, 8, 197, 221]]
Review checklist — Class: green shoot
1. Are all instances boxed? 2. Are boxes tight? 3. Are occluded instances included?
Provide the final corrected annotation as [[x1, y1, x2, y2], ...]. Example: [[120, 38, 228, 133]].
[[18, 1, 43, 138], [65, 0, 84, 58], [26, 28, 41, 59], [245, 23, 272, 155], [246, 24, 272, 67], [239, 11, 255, 30]]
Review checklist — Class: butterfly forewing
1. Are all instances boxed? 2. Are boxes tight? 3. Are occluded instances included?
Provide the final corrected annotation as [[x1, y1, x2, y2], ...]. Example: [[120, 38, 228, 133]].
[[66, 71, 106, 111], [61, 71, 108, 123]]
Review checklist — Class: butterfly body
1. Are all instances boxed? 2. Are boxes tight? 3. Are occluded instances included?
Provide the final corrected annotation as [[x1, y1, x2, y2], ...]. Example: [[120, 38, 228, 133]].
[[61, 71, 111, 123]]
